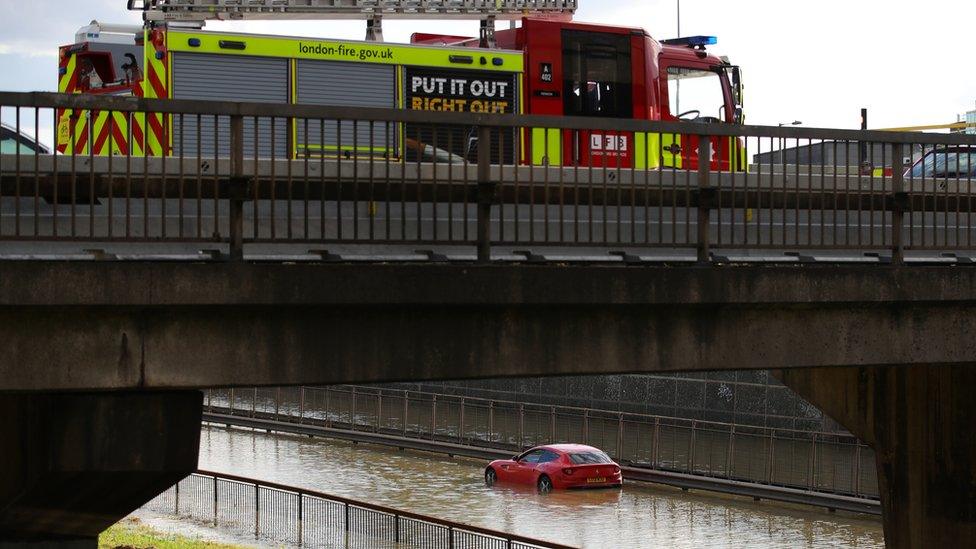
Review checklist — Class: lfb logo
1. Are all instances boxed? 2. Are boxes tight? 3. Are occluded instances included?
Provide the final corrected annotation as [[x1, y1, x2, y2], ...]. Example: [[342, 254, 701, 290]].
[[590, 134, 628, 152]]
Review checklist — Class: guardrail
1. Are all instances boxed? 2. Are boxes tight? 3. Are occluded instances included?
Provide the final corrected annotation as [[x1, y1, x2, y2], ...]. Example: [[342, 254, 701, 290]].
[[206, 386, 879, 501], [144, 470, 574, 548], [2, 92, 976, 262]]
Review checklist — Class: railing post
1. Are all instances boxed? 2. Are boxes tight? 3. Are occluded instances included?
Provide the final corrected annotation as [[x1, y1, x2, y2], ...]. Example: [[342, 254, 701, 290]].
[[809, 434, 817, 490], [726, 425, 735, 479], [518, 403, 525, 449], [228, 114, 246, 262], [344, 501, 350, 532], [458, 397, 465, 444], [229, 388, 235, 415], [476, 125, 495, 263], [616, 413, 624, 461], [890, 142, 907, 264], [488, 400, 494, 444], [697, 138, 713, 264], [174, 479, 180, 515], [351, 386, 358, 428], [254, 483, 260, 539], [275, 387, 280, 417], [767, 429, 776, 484], [298, 387, 305, 424], [550, 406, 556, 445], [213, 475, 218, 526], [297, 493, 304, 547], [431, 394, 438, 440], [252, 387, 257, 418], [403, 391, 409, 435], [689, 420, 697, 473], [853, 443, 863, 497], [582, 409, 589, 445], [377, 392, 383, 433], [652, 417, 660, 468]]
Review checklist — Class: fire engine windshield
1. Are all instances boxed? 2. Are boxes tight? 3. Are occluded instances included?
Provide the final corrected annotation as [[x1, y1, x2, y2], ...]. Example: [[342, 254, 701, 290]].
[[667, 67, 728, 123]]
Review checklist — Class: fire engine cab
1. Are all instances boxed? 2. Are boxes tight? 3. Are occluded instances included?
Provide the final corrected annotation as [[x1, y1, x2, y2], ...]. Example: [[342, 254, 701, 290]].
[[57, 0, 745, 171]]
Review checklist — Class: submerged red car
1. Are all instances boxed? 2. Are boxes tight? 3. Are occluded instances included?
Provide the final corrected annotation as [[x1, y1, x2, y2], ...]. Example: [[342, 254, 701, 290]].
[[484, 444, 623, 492]]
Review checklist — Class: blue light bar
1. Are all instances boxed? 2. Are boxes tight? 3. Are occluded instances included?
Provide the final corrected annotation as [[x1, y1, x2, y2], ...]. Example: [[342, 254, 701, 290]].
[[661, 36, 718, 47]]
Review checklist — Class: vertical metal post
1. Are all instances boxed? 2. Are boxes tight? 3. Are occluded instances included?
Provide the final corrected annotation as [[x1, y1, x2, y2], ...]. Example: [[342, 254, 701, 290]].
[[298, 387, 305, 424], [274, 387, 280, 417], [583, 409, 589, 445], [403, 391, 409, 435], [853, 444, 863, 497], [488, 400, 494, 444], [697, 138, 713, 264], [726, 425, 735, 479], [377, 392, 383, 433], [229, 114, 245, 261], [550, 406, 556, 444], [458, 398, 465, 444], [254, 483, 260, 539], [395, 515, 400, 543], [891, 142, 906, 264], [344, 501, 350, 532], [689, 420, 697, 473], [351, 386, 358, 428], [518, 403, 525, 449], [652, 417, 660, 468], [213, 475, 218, 526], [431, 395, 438, 440], [229, 388, 236, 415], [297, 493, 304, 547], [767, 430, 776, 484], [809, 434, 817, 490], [252, 387, 257, 418], [616, 413, 624, 461], [476, 125, 494, 263], [174, 479, 180, 515]]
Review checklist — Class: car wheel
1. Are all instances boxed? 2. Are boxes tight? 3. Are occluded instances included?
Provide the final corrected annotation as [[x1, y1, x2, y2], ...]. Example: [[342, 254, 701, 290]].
[[537, 475, 553, 494], [485, 467, 497, 487]]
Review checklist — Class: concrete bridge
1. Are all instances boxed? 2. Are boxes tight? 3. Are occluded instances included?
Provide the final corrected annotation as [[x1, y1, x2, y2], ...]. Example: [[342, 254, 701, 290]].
[[2, 92, 976, 548]]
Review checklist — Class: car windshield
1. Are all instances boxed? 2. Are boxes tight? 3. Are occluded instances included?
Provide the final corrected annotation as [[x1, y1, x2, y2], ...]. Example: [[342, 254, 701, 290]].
[[568, 452, 612, 464], [910, 149, 976, 178]]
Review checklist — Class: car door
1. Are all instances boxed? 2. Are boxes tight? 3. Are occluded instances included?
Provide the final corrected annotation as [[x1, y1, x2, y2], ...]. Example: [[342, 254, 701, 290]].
[[513, 450, 545, 484]]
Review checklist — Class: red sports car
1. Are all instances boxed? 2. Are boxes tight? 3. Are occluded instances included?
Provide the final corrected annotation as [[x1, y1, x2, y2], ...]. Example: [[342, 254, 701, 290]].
[[484, 444, 623, 492]]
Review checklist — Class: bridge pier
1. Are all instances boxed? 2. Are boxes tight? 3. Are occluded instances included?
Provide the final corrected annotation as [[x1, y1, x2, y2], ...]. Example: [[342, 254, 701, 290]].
[[778, 365, 976, 548], [0, 391, 202, 547]]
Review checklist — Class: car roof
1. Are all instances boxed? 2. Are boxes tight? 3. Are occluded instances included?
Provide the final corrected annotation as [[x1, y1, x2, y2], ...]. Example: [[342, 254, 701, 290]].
[[534, 444, 604, 453]]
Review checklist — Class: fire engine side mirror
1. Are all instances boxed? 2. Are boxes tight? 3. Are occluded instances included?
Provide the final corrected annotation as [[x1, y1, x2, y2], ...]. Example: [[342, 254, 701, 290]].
[[733, 107, 744, 125]]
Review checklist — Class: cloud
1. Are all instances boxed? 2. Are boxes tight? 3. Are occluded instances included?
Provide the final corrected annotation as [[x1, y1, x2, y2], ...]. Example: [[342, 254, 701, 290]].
[[0, 42, 58, 58]]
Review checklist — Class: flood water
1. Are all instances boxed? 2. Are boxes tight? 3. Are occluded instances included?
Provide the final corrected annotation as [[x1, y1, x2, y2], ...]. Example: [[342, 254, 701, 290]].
[[198, 424, 883, 548]]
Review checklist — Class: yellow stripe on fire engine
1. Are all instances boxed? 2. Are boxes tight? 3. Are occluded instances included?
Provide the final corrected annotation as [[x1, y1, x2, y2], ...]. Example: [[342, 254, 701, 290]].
[[634, 132, 662, 170], [662, 134, 682, 169], [167, 30, 523, 72], [530, 128, 562, 166]]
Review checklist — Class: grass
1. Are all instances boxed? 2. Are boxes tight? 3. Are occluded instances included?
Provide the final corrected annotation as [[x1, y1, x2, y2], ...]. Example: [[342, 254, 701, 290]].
[[99, 518, 248, 549]]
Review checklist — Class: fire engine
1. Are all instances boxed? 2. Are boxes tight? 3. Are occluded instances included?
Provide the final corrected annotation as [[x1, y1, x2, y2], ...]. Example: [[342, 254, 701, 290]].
[[57, 0, 746, 171]]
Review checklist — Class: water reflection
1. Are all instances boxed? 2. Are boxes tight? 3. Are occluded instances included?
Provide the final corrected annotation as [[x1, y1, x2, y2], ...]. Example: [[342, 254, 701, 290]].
[[199, 425, 883, 548]]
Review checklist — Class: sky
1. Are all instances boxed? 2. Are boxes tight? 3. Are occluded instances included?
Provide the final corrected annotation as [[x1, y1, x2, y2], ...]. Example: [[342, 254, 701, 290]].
[[1, 0, 974, 144]]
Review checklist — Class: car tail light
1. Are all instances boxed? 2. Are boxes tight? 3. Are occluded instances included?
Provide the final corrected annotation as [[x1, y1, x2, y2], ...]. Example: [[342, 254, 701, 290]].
[[562, 468, 575, 476]]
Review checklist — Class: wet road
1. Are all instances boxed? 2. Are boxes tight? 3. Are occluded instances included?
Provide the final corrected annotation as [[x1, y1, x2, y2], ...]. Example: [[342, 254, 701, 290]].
[[198, 425, 883, 548]]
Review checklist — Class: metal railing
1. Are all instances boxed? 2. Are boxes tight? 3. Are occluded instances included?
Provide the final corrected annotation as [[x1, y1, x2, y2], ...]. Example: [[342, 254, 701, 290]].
[[144, 470, 574, 548], [2, 91, 976, 263], [206, 386, 879, 500]]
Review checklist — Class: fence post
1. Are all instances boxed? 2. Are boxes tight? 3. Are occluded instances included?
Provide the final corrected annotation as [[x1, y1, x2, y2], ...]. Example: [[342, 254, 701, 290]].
[[377, 392, 383, 433], [403, 391, 409, 435], [297, 493, 304, 547], [344, 501, 350, 532], [726, 425, 735, 479], [298, 387, 306, 424], [689, 420, 697, 473], [228, 114, 245, 262], [431, 395, 438, 440], [518, 403, 525, 449], [254, 483, 260, 539], [213, 475, 218, 526], [809, 434, 817, 490], [854, 444, 862, 497], [458, 397, 465, 444], [583, 409, 589, 445], [351, 386, 358, 428], [550, 406, 556, 445], [174, 479, 180, 515], [767, 430, 776, 484], [697, 138, 713, 264], [890, 142, 906, 264], [652, 417, 660, 468], [229, 388, 236, 415], [275, 387, 280, 417], [476, 125, 495, 263], [616, 413, 624, 461], [488, 400, 494, 444], [252, 387, 257, 418]]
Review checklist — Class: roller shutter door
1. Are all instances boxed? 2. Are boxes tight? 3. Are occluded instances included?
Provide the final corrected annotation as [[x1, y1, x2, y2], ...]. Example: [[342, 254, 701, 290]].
[[171, 53, 289, 158], [296, 60, 395, 157]]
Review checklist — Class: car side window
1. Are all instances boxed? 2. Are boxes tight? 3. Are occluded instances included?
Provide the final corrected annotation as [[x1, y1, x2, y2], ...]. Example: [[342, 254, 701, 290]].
[[519, 450, 544, 464], [538, 450, 560, 464]]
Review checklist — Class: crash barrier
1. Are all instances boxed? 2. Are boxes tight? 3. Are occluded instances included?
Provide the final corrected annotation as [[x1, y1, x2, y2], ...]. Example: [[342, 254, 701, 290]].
[[144, 470, 574, 549], [2, 92, 976, 262], [206, 386, 880, 501]]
